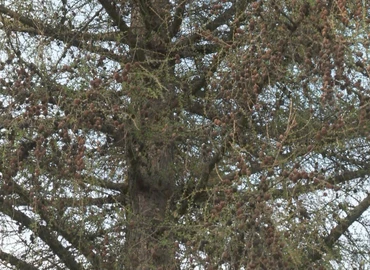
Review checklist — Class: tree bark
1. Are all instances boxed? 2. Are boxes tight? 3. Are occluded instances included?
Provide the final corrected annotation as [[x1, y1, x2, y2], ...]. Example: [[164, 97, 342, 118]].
[[125, 142, 177, 269], [123, 1, 178, 268]]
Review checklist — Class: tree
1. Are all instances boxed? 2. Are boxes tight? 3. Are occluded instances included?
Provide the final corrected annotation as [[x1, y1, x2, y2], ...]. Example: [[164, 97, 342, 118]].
[[0, 0, 369, 269]]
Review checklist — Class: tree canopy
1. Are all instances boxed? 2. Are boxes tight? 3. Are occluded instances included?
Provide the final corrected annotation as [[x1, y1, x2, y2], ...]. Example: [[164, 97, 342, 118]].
[[0, 0, 369, 269]]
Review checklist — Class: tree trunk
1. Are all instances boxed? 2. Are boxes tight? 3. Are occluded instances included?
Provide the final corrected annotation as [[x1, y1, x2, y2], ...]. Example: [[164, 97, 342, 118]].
[[123, 1, 177, 268], [124, 143, 177, 269]]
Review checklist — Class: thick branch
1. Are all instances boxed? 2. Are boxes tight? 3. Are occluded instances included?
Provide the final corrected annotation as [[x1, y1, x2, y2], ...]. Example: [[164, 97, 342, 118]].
[[199, 137, 231, 189], [325, 192, 370, 248], [272, 169, 370, 199], [0, 4, 40, 30], [3, 24, 123, 42], [170, 0, 187, 37], [0, 249, 39, 270], [310, 192, 370, 261], [81, 175, 128, 193], [6, 179, 101, 267], [178, 136, 231, 215], [97, 0, 131, 35], [176, 4, 236, 49], [0, 4, 125, 62], [134, 0, 156, 32], [179, 43, 221, 58], [0, 189, 124, 208], [182, 45, 228, 99], [0, 134, 90, 269], [0, 199, 84, 270]]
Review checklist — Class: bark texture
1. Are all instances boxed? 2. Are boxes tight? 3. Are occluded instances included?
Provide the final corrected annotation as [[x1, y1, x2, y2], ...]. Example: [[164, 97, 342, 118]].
[[124, 1, 177, 268]]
